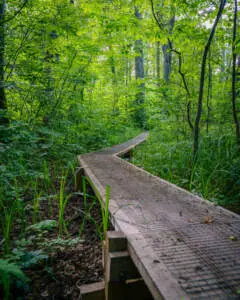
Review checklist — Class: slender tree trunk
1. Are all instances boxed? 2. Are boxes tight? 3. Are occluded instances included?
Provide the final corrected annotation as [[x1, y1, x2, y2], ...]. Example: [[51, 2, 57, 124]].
[[237, 56, 240, 96], [0, 0, 8, 125], [232, 0, 240, 146], [162, 16, 175, 82], [134, 7, 145, 128], [128, 58, 132, 83], [220, 48, 226, 81], [193, 0, 226, 158], [125, 56, 128, 86], [156, 41, 160, 86], [162, 42, 171, 82], [43, 50, 54, 124], [109, 52, 118, 114], [206, 51, 212, 134]]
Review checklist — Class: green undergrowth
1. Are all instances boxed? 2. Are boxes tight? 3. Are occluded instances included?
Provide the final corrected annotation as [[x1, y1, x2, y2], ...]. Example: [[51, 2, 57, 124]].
[[0, 120, 139, 299], [133, 129, 240, 211], [0, 120, 139, 207]]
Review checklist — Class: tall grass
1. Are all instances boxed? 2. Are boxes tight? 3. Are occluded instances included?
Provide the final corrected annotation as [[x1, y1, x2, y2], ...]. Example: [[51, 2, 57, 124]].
[[0, 259, 27, 300], [13, 179, 26, 237], [79, 176, 111, 240], [33, 191, 41, 225], [102, 185, 110, 239], [58, 170, 71, 237], [133, 130, 240, 209], [1, 206, 15, 255]]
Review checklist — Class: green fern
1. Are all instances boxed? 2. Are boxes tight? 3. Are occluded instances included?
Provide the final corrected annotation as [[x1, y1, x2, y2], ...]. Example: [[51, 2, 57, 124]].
[[0, 259, 26, 281], [0, 259, 27, 300]]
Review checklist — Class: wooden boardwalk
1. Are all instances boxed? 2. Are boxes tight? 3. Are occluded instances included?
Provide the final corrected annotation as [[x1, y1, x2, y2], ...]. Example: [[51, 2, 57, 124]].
[[78, 133, 240, 300]]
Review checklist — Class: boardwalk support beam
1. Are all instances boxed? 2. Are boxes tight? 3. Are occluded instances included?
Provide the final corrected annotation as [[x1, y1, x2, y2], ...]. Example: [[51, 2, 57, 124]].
[[104, 231, 153, 300], [75, 167, 84, 192]]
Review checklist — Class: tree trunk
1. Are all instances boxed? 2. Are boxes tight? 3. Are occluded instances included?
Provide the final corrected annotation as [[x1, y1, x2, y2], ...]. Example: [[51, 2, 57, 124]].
[[193, 0, 226, 158], [134, 7, 145, 128], [162, 16, 175, 82], [156, 41, 160, 86], [109, 53, 118, 114], [232, 0, 240, 147], [0, 0, 8, 125], [162, 42, 171, 82], [206, 51, 212, 134]]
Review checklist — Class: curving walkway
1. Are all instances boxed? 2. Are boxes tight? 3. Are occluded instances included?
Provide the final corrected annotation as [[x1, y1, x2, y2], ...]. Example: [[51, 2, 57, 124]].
[[78, 133, 240, 300]]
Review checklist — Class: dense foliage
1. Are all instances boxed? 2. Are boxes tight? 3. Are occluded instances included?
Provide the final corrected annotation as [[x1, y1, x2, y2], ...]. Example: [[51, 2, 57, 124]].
[[0, 0, 239, 297]]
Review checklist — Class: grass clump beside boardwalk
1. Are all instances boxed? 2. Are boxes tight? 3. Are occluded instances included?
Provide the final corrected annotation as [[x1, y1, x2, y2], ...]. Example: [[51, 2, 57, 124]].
[[133, 129, 240, 213]]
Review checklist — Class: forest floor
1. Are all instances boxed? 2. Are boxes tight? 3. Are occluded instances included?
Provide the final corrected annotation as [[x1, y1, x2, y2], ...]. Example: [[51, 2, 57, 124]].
[[1, 178, 107, 300]]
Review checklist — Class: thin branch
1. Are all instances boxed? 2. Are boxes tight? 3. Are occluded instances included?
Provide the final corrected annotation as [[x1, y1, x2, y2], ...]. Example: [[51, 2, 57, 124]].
[[5, 28, 32, 81], [49, 51, 77, 116], [170, 49, 190, 96], [0, 0, 28, 25], [150, 0, 191, 96], [149, 0, 163, 31], [150, 0, 193, 131]]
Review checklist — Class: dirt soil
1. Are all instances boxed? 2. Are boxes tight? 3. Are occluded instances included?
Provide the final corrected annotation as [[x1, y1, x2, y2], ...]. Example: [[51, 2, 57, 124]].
[[1, 179, 108, 300], [27, 196, 104, 299]]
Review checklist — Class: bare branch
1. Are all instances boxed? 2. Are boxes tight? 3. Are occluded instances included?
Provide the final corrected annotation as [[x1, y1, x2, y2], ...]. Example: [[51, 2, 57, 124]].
[[170, 49, 191, 97], [149, 0, 163, 31]]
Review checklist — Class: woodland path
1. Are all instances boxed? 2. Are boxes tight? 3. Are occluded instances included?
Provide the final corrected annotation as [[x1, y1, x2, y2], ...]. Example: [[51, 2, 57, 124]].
[[78, 133, 240, 300]]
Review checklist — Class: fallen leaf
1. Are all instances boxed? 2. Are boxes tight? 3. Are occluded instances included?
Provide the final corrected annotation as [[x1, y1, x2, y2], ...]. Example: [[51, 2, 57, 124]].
[[188, 218, 193, 222], [126, 278, 143, 284], [229, 235, 238, 241], [203, 216, 213, 224], [41, 290, 49, 297]]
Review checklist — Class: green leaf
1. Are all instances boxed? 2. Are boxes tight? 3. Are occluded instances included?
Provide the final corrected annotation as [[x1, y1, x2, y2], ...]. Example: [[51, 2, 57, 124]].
[[26, 220, 57, 232], [0, 259, 27, 282]]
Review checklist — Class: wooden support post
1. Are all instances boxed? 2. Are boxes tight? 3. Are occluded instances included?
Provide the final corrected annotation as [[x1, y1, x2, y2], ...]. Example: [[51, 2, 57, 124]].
[[104, 231, 153, 300], [121, 149, 133, 161], [129, 149, 133, 160], [75, 167, 84, 192]]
